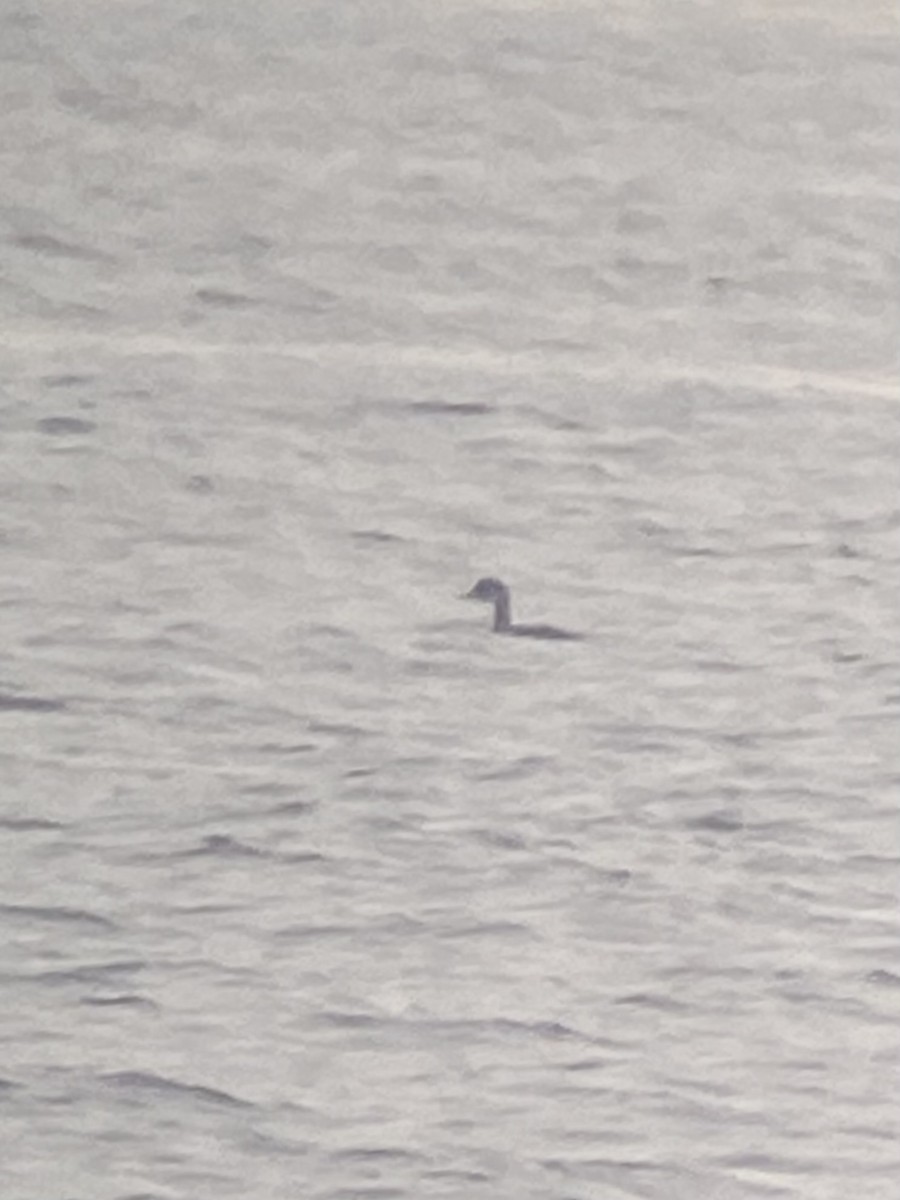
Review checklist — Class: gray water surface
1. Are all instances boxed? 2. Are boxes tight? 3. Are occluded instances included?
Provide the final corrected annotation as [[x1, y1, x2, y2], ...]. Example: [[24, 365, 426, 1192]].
[[1, 2, 898, 1198]]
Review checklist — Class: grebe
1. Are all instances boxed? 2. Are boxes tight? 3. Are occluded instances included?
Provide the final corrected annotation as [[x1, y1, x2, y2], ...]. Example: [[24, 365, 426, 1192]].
[[463, 577, 583, 640]]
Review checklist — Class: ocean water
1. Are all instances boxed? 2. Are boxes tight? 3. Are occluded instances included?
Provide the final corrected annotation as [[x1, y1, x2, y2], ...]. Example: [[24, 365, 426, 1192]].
[[1, 2, 898, 1197]]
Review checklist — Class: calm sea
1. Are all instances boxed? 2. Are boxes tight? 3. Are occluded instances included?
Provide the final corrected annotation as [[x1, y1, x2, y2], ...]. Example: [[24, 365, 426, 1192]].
[[1, 2, 898, 1197]]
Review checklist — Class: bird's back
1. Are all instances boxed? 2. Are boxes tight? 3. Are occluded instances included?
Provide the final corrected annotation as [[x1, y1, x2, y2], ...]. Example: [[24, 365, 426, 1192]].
[[508, 622, 583, 641]]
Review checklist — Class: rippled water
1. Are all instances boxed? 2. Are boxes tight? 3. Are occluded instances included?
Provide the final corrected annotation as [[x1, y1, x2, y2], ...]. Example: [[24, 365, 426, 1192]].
[[1, 2, 898, 1197]]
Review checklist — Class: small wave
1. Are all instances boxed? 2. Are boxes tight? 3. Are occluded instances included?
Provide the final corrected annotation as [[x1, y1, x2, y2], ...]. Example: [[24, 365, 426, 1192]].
[[318, 1011, 381, 1030], [194, 287, 255, 309], [614, 991, 690, 1013], [867, 969, 900, 988], [405, 399, 493, 416], [275, 922, 357, 943], [101, 1071, 251, 1110], [436, 1016, 595, 1044], [516, 403, 586, 431], [334, 1145, 424, 1165], [0, 692, 66, 713], [352, 528, 404, 544], [307, 720, 376, 739], [36, 416, 97, 436], [437, 920, 533, 941], [115, 1192, 172, 1200], [81, 993, 157, 1010], [183, 834, 269, 859], [0, 816, 63, 831], [263, 798, 317, 815], [0, 904, 116, 931], [14, 232, 107, 262], [35, 959, 144, 986], [253, 741, 318, 756], [43, 373, 95, 388], [684, 811, 745, 833]]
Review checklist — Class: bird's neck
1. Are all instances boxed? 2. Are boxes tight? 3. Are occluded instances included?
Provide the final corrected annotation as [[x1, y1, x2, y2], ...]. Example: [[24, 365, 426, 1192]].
[[493, 590, 511, 632]]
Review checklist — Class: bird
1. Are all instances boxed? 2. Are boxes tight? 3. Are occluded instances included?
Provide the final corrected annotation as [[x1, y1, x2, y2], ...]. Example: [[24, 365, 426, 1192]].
[[462, 577, 583, 640]]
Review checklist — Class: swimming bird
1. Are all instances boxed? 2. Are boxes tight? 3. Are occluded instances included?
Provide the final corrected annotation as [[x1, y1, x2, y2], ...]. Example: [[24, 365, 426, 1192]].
[[463, 577, 583, 640]]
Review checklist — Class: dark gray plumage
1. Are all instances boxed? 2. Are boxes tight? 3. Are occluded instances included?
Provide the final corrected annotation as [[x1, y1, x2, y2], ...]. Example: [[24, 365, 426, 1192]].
[[463, 577, 583, 640]]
